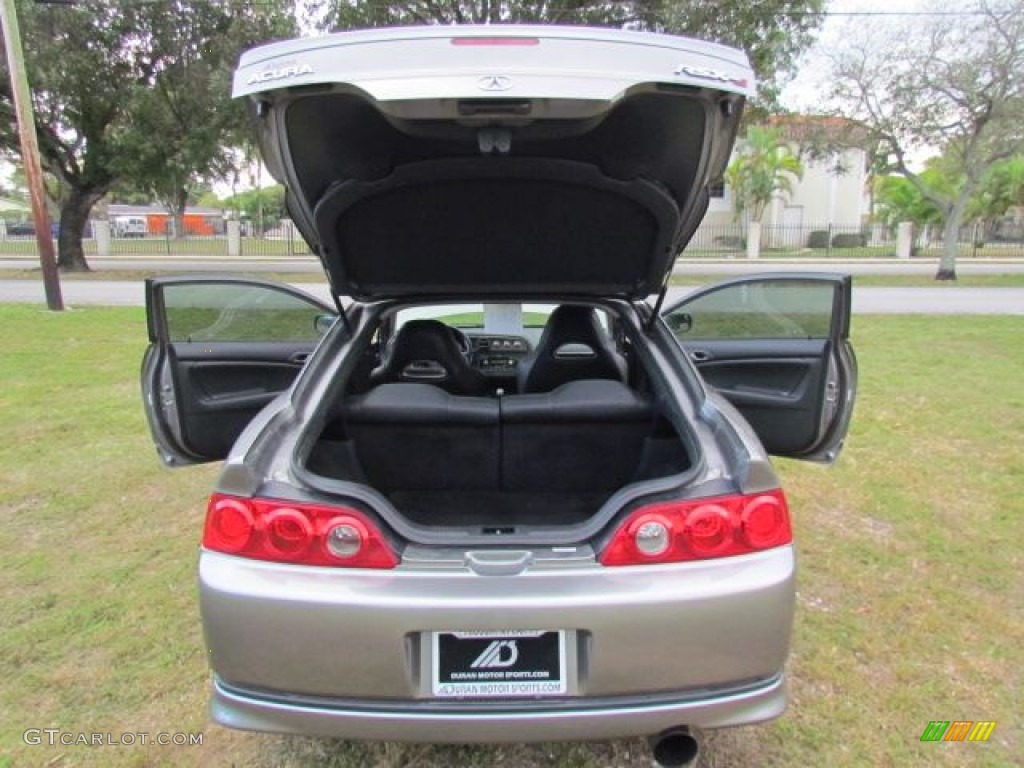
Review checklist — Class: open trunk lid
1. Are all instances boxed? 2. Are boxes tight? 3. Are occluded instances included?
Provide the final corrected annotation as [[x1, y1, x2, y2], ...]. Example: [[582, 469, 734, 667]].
[[234, 25, 754, 300]]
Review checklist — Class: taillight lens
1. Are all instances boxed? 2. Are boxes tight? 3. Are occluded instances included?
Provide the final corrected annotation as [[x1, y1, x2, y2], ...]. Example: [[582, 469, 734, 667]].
[[203, 494, 398, 569], [205, 497, 254, 553], [600, 490, 791, 566]]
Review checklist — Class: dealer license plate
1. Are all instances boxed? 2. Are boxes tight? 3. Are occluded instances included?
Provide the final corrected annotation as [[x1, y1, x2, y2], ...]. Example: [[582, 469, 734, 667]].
[[430, 630, 567, 698]]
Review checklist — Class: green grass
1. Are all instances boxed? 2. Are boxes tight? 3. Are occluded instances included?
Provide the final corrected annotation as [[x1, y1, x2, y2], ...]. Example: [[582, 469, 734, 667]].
[[0, 308, 1021, 767], [850, 273, 1024, 287], [695, 243, 1024, 260], [0, 267, 323, 284], [0, 236, 313, 257], [671, 273, 1024, 288]]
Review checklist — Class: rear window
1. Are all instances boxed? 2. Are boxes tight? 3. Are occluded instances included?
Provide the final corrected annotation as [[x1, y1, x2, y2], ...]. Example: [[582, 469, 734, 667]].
[[394, 303, 611, 334]]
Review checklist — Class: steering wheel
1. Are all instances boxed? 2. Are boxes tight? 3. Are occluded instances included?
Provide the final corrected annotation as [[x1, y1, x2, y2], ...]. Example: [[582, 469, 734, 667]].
[[448, 326, 473, 362]]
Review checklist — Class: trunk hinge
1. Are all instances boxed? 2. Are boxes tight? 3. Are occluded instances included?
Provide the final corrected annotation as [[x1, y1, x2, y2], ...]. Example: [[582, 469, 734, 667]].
[[334, 297, 353, 335], [315, 242, 351, 333], [646, 275, 671, 334]]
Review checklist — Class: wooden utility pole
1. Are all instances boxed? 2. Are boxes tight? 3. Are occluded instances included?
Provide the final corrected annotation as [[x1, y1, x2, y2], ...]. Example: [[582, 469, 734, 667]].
[[0, 0, 63, 310]]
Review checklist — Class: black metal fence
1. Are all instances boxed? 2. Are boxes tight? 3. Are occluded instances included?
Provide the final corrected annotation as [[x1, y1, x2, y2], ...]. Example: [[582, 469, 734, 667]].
[[96, 223, 315, 258], [4, 219, 1023, 259], [682, 222, 1024, 258]]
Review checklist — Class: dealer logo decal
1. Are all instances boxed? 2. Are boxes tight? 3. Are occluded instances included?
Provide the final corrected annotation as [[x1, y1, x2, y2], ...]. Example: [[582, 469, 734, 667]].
[[470, 640, 519, 669]]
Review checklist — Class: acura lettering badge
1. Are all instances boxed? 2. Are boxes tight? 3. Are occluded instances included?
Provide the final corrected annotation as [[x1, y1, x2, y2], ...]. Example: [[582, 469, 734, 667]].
[[674, 64, 748, 88], [247, 63, 314, 86], [477, 75, 513, 92]]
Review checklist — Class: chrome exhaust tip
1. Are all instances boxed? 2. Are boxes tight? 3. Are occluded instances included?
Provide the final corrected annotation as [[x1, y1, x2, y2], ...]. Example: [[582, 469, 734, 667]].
[[648, 726, 700, 768]]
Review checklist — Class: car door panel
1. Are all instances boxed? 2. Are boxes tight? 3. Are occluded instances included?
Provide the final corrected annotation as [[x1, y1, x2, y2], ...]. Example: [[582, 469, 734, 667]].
[[142, 277, 336, 466], [662, 274, 856, 462], [170, 345, 312, 459], [699, 354, 827, 455], [685, 339, 827, 398]]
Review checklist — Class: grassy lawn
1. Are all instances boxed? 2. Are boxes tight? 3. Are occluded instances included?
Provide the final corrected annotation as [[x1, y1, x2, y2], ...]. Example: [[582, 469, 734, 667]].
[[0, 307, 1020, 767], [672, 273, 1024, 288], [689, 243, 1024, 260], [0, 236, 313, 258], [4, 237, 1021, 260]]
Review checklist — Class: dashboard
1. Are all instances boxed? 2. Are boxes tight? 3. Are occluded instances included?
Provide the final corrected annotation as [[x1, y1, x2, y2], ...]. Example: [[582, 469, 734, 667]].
[[468, 333, 532, 377]]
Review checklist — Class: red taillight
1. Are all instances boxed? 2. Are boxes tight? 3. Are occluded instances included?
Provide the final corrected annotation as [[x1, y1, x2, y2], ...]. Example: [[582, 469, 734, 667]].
[[600, 490, 791, 566], [263, 507, 313, 559], [205, 497, 254, 553], [451, 36, 539, 46], [203, 494, 398, 569]]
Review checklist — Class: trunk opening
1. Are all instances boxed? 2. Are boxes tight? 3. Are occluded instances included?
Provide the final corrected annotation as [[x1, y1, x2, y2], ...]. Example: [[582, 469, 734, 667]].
[[304, 382, 692, 532]]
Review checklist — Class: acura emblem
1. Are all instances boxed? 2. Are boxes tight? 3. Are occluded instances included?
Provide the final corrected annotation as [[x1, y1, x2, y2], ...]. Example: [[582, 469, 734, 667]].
[[246, 63, 314, 86], [477, 75, 513, 92]]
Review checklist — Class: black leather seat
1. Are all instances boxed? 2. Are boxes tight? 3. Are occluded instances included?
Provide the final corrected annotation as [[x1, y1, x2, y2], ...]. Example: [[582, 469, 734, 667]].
[[344, 382, 499, 491], [369, 319, 489, 395], [501, 380, 653, 492], [516, 306, 627, 393]]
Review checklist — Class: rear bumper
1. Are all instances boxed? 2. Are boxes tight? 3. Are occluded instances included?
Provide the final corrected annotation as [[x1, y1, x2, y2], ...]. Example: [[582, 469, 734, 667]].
[[211, 673, 787, 742], [200, 546, 795, 726]]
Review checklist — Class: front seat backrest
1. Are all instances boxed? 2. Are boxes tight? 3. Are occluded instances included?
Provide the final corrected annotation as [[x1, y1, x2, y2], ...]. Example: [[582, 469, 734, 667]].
[[517, 305, 627, 393], [369, 319, 489, 395]]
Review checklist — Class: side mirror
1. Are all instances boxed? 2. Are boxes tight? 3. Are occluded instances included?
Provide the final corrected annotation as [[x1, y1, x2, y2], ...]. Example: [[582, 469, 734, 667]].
[[667, 312, 692, 334], [314, 313, 338, 336]]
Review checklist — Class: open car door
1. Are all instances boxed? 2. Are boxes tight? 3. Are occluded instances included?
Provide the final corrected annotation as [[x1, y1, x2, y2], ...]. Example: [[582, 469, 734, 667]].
[[141, 277, 336, 466], [662, 273, 857, 463]]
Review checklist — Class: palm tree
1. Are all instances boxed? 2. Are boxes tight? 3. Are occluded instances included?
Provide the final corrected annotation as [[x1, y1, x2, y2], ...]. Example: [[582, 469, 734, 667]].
[[725, 125, 803, 258]]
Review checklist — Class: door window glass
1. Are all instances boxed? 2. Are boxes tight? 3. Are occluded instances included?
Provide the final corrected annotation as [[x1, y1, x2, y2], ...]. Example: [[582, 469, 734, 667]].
[[162, 283, 327, 343], [666, 280, 835, 340]]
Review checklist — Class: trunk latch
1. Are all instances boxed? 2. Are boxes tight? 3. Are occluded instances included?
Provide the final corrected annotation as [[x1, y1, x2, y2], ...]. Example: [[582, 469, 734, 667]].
[[465, 550, 534, 576]]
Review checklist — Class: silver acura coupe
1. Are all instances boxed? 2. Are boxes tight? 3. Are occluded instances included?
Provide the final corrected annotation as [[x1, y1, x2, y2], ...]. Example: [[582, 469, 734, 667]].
[[141, 25, 856, 767]]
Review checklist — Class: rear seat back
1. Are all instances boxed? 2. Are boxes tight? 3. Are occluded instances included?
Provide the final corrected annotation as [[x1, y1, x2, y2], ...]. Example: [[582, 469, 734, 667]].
[[500, 380, 653, 493], [344, 380, 654, 496], [344, 383, 499, 491]]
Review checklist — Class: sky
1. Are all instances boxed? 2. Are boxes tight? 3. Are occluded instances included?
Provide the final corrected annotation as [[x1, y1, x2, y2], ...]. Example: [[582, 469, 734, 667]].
[[3, 0, 941, 199], [780, 0, 924, 113]]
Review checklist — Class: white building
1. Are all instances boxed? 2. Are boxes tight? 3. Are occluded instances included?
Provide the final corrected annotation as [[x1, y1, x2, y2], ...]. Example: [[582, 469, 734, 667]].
[[691, 116, 873, 252]]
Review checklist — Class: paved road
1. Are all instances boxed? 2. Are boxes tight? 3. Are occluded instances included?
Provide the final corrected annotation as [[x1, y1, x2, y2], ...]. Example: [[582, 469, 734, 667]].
[[1, 279, 1021, 314], [3, 255, 1024, 276]]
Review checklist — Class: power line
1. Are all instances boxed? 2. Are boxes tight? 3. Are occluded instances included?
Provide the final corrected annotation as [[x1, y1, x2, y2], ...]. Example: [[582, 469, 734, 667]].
[[32, 1, 1016, 13], [817, 10, 1010, 15]]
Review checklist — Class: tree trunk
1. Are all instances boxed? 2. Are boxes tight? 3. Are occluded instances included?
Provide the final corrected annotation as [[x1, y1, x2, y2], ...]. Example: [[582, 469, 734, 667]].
[[936, 197, 969, 281], [57, 187, 104, 272], [171, 186, 188, 239]]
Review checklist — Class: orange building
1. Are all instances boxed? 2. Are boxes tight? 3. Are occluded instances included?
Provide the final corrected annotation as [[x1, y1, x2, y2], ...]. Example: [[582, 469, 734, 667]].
[[105, 204, 225, 236]]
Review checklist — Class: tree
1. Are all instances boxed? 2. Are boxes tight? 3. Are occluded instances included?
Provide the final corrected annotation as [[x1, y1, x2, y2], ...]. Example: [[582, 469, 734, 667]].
[[724, 125, 803, 258], [119, 1, 293, 239], [874, 174, 943, 234], [322, 0, 827, 104], [0, 163, 27, 203], [220, 184, 287, 235], [825, 1, 1024, 280], [967, 156, 1024, 237], [876, 154, 1024, 250], [0, 0, 294, 270]]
